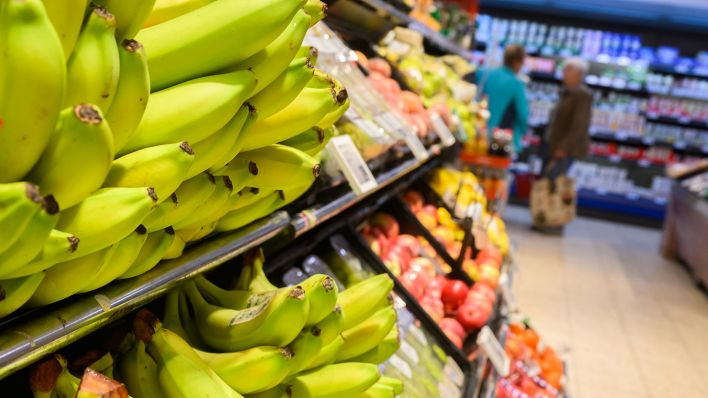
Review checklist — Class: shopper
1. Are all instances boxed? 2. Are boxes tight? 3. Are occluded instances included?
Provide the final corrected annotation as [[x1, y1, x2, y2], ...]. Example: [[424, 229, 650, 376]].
[[473, 44, 529, 153]]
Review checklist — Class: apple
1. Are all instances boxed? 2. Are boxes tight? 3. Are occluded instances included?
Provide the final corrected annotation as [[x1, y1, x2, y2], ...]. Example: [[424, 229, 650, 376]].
[[368, 58, 392, 77], [383, 259, 401, 277], [432, 226, 455, 247], [442, 327, 463, 348], [479, 265, 500, 289], [386, 245, 412, 270], [462, 259, 479, 281], [456, 301, 490, 331], [415, 211, 437, 230], [400, 271, 425, 300], [440, 317, 466, 340], [420, 295, 444, 322], [408, 257, 436, 280], [471, 282, 496, 302], [425, 276, 445, 299], [369, 213, 399, 239], [441, 279, 469, 313], [402, 191, 424, 213], [421, 205, 437, 219], [476, 247, 502, 268], [396, 234, 420, 257]]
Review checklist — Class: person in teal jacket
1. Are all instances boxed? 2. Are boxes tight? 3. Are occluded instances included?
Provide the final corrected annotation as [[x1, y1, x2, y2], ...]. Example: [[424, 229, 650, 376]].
[[474, 45, 528, 153]]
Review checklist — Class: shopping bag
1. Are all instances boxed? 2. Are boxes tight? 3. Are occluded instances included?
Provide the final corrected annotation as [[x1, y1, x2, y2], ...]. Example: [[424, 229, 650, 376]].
[[530, 173, 576, 227]]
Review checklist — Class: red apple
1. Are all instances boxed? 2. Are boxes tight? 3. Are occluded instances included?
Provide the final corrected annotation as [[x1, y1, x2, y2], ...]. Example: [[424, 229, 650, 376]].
[[400, 271, 425, 300], [368, 58, 392, 77], [402, 191, 424, 213], [369, 213, 399, 239], [441, 279, 469, 313], [421, 205, 437, 219], [415, 211, 437, 230], [471, 282, 497, 302], [420, 296, 444, 322], [440, 317, 466, 340], [386, 245, 412, 270], [476, 247, 503, 267], [395, 234, 420, 257], [408, 257, 436, 280], [442, 327, 463, 348], [456, 302, 490, 331]]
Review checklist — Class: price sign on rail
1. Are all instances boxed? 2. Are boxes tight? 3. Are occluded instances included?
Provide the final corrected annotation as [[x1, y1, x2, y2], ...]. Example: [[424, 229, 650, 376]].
[[477, 326, 510, 377], [430, 113, 457, 147], [326, 135, 377, 195]]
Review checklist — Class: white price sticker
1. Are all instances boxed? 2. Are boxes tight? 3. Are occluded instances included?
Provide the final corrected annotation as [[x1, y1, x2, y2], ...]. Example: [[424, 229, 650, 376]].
[[430, 113, 456, 147], [477, 326, 510, 377], [326, 135, 377, 195], [401, 130, 430, 161], [498, 272, 517, 312], [444, 358, 465, 387]]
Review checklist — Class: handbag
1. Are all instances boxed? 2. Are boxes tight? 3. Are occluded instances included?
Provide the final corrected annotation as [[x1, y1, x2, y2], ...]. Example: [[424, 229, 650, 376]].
[[530, 160, 577, 227]]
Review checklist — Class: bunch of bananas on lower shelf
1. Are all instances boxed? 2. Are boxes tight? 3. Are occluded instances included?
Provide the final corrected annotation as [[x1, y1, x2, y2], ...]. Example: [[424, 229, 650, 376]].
[[0, 0, 349, 318]]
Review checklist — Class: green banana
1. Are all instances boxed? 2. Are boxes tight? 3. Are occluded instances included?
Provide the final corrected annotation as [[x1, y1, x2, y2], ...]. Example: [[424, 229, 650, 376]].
[[198, 346, 294, 394], [210, 158, 256, 195], [162, 288, 191, 342], [173, 175, 232, 230], [28, 104, 114, 209], [227, 9, 311, 95], [178, 221, 217, 243], [338, 274, 394, 330], [136, 0, 306, 91], [377, 376, 404, 395], [55, 187, 158, 257], [0, 229, 80, 279], [78, 225, 149, 292], [285, 326, 323, 377], [118, 227, 175, 279], [240, 83, 348, 151], [302, 335, 344, 372], [335, 306, 397, 362], [236, 144, 321, 190], [120, 70, 256, 155], [104, 141, 194, 202], [301, 274, 338, 326], [0, 196, 59, 279], [352, 383, 396, 398], [234, 249, 274, 292], [248, 56, 316, 120], [285, 362, 381, 398], [0, 182, 44, 254], [348, 324, 400, 365], [116, 340, 163, 398], [280, 126, 334, 158], [64, 6, 120, 111], [228, 187, 271, 212], [41, 0, 87, 59], [314, 305, 344, 346], [194, 273, 249, 308], [177, 289, 209, 349], [141, 172, 216, 232], [54, 355, 81, 398], [214, 190, 280, 233], [303, 0, 327, 26], [246, 384, 287, 398], [144, 0, 215, 27], [317, 96, 350, 129], [297, 46, 319, 64], [186, 104, 250, 179], [162, 233, 186, 260], [105, 39, 150, 153], [0, 273, 45, 318], [208, 103, 258, 173], [0, 0, 66, 182], [93, 0, 156, 40]]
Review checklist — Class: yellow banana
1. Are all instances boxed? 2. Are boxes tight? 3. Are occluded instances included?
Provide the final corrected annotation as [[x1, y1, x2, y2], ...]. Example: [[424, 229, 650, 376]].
[[28, 104, 114, 209], [116, 339, 162, 398], [377, 377, 403, 396], [178, 221, 217, 243], [0, 182, 44, 254], [285, 362, 381, 398], [301, 274, 338, 326], [303, 0, 327, 26], [236, 144, 320, 190], [301, 335, 344, 372], [297, 46, 319, 64], [120, 70, 256, 155], [41, 0, 87, 59], [144, 0, 214, 27], [228, 187, 271, 212], [352, 383, 396, 398], [118, 227, 175, 279], [228, 9, 312, 94], [280, 126, 334, 157], [248, 56, 316, 120], [285, 326, 323, 377], [92, 0, 156, 40], [162, 233, 186, 260], [54, 355, 81, 398], [0, 229, 80, 279], [335, 306, 397, 362], [317, 96, 350, 129], [173, 175, 232, 230], [348, 324, 400, 365], [214, 190, 280, 233], [64, 6, 120, 111], [0, 273, 45, 318], [234, 249, 275, 292], [314, 305, 344, 346], [186, 104, 250, 179], [141, 172, 216, 232], [193, 273, 250, 308], [78, 225, 149, 292], [105, 39, 150, 152], [136, 0, 306, 91], [198, 346, 294, 394], [104, 141, 194, 202], [55, 187, 158, 257], [210, 158, 256, 195], [208, 103, 258, 173], [0, 0, 66, 182], [338, 274, 394, 330]]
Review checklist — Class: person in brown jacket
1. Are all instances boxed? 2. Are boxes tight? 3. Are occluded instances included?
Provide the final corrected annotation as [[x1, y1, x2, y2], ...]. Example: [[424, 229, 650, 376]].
[[545, 58, 593, 178]]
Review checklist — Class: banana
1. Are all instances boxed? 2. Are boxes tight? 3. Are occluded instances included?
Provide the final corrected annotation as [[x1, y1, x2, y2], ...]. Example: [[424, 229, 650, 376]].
[[54, 355, 81, 398], [317, 96, 350, 129], [240, 84, 349, 151], [0, 230, 80, 279], [335, 306, 397, 362], [178, 221, 217, 243], [236, 144, 321, 190], [183, 280, 309, 352], [229, 187, 271, 212], [0, 273, 45, 318], [116, 340, 163, 398], [186, 104, 250, 179], [248, 57, 316, 120], [226, 9, 311, 95], [144, 0, 214, 27], [141, 172, 216, 232], [0, 183, 44, 254], [41, 0, 87, 59], [302, 334, 344, 372], [198, 346, 294, 394], [194, 273, 250, 308], [0, 0, 66, 182], [234, 249, 274, 292], [105, 39, 150, 152], [173, 175, 232, 230], [280, 126, 334, 157], [348, 324, 400, 365], [28, 104, 114, 209], [214, 190, 280, 233], [104, 141, 194, 202], [210, 158, 256, 195], [136, 0, 306, 91], [162, 288, 191, 341], [314, 305, 344, 346], [301, 275, 338, 326], [208, 103, 259, 173], [55, 187, 158, 257], [78, 225, 149, 292], [297, 46, 319, 64], [118, 227, 175, 279], [93, 0, 156, 40], [352, 383, 396, 398], [120, 70, 256, 155], [338, 274, 394, 330], [246, 385, 287, 398], [285, 362, 380, 398], [303, 0, 327, 26], [64, 6, 120, 111], [162, 233, 186, 260], [377, 376, 404, 395], [177, 288, 209, 349], [285, 326, 323, 377]]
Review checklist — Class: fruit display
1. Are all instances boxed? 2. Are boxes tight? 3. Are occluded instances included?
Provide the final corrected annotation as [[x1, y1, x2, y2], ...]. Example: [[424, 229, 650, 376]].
[[0, 0, 349, 318]]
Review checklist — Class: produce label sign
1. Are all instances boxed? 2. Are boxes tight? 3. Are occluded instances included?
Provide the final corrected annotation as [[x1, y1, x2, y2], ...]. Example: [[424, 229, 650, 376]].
[[477, 325, 511, 377], [326, 135, 377, 195]]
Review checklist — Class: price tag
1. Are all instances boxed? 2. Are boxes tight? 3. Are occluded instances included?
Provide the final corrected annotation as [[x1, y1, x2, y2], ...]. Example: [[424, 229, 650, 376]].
[[430, 113, 456, 147], [444, 358, 465, 387], [326, 135, 377, 195], [387, 355, 413, 379], [399, 340, 419, 364], [477, 326, 510, 377], [437, 380, 461, 397], [498, 272, 517, 312]]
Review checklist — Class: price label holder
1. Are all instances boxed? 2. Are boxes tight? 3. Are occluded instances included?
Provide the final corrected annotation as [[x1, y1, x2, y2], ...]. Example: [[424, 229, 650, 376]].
[[477, 326, 510, 377], [430, 113, 457, 147], [374, 113, 429, 161], [498, 272, 517, 312], [443, 357, 465, 387], [326, 135, 377, 195]]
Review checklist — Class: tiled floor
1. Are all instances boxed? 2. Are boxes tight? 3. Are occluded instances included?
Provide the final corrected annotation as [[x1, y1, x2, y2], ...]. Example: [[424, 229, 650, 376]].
[[502, 205, 708, 398]]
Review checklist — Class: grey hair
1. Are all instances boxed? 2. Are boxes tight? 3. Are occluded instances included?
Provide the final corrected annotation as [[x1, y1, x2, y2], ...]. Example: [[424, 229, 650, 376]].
[[564, 58, 589, 76]]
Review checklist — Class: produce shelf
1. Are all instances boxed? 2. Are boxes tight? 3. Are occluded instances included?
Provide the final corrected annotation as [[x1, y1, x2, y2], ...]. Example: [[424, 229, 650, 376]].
[[0, 211, 290, 379]]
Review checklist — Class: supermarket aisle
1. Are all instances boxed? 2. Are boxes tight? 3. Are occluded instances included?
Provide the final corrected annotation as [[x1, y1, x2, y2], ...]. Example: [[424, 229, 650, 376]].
[[502, 205, 708, 398]]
